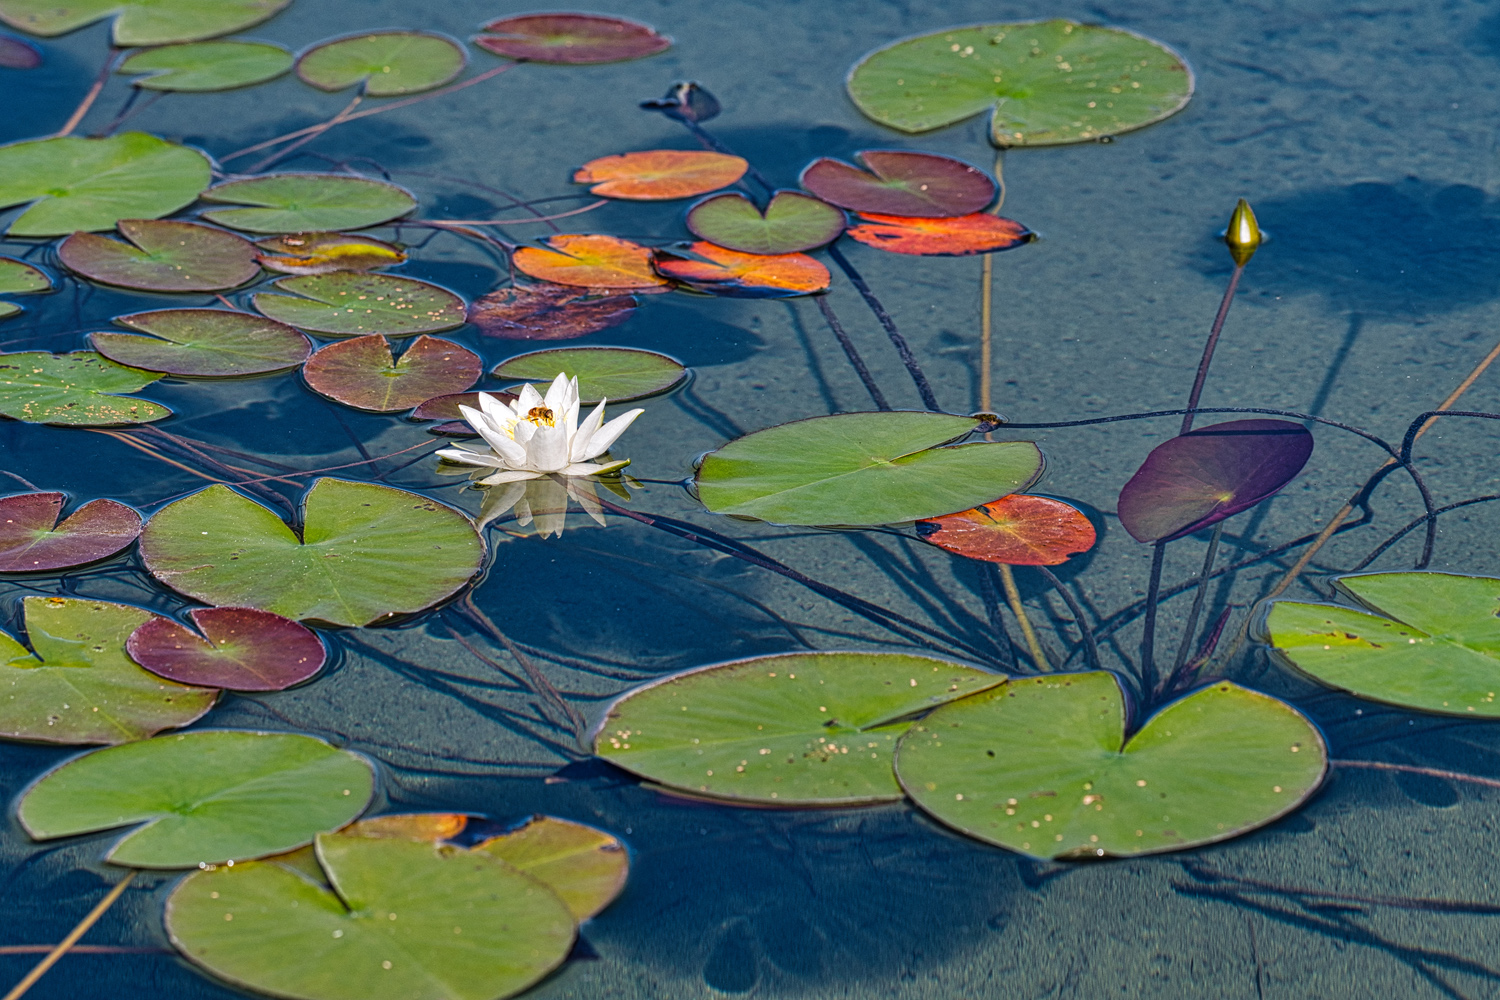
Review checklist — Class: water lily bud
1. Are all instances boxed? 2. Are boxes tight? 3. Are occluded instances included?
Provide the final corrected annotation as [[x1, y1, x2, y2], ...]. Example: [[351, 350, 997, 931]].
[[1224, 198, 1262, 267]]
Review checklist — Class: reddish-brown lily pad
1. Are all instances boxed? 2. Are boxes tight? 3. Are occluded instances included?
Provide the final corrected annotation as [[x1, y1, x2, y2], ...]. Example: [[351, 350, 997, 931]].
[[467, 282, 637, 340], [303, 334, 481, 412], [410, 390, 516, 436], [0, 492, 141, 572], [916, 494, 1096, 566], [474, 13, 670, 64], [800, 151, 995, 217], [58, 219, 259, 292], [846, 212, 1032, 256], [127, 606, 325, 691]]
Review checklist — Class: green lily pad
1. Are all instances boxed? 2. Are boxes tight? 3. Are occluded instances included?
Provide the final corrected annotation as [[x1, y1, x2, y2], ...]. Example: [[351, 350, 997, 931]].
[[895, 671, 1326, 860], [0, 0, 291, 46], [0, 132, 210, 237], [0, 597, 215, 745], [58, 219, 259, 292], [91, 308, 310, 377], [199, 173, 416, 234], [119, 40, 292, 91], [165, 828, 574, 1000], [0, 351, 169, 425], [686, 191, 846, 254], [18, 730, 374, 867], [492, 346, 684, 405], [139, 477, 484, 627], [0, 255, 50, 322], [253, 272, 465, 337], [595, 651, 1006, 806], [303, 334, 481, 412], [695, 411, 1043, 526], [297, 30, 465, 96], [475, 816, 628, 920], [1263, 571, 1500, 717], [847, 19, 1194, 147]]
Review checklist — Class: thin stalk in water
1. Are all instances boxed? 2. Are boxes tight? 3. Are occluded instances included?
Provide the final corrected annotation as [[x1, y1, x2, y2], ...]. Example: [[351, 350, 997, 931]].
[[2, 870, 134, 1000], [999, 563, 1049, 669], [1139, 542, 1167, 696], [1169, 521, 1224, 685], [247, 94, 363, 173], [825, 243, 940, 411], [815, 295, 890, 410], [1181, 199, 1261, 434], [1036, 565, 1100, 671], [980, 148, 1007, 414], [55, 48, 120, 137]]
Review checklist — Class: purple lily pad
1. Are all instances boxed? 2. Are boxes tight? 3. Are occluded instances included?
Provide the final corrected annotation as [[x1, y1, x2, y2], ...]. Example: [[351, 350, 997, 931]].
[[474, 13, 670, 64], [799, 151, 995, 218], [1117, 419, 1314, 543], [303, 334, 482, 413], [0, 492, 141, 572], [468, 283, 637, 341], [127, 606, 325, 691], [0, 32, 41, 70]]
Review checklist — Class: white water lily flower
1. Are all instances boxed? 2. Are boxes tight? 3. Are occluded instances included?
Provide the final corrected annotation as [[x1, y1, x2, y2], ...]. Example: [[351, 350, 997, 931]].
[[435, 373, 644, 487]]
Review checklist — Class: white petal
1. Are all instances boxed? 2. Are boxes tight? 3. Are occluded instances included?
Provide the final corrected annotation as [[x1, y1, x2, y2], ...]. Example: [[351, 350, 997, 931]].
[[570, 401, 607, 461], [560, 458, 629, 477], [579, 408, 644, 459], [435, 447, 506, 468], [460, 407, 526, 464], [477, 391, 516, 422], [477, 469, 542, 486], [476, 481, 528, 528], [527, 423, 571, 472], [542, 372, 572, 414], [515, 383, 545, 412]]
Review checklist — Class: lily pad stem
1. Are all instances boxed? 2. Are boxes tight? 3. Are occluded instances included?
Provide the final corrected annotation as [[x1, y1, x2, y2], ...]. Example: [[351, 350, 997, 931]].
[[54, 48, 120, 138], [999, 563, 1049, 669], [1332, 759, 1500, 791], [2, 870, 134, 1000], [457, 596, 587, 746], [979, 149, 1006, 415], [825, 244, 940, 411], [1139, 542, 1167, 696], [1181, 263, 1244, 435], [247, 94, 363, 174], [814, 295, 889, 410], [1169, 521, 1223, 687], [1036, 565, 1100, 671]]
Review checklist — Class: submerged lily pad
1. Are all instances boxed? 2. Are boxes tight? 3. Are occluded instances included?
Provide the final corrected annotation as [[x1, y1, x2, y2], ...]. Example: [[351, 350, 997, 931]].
[[92, 308, 310, 377], [253, 272, 466, 337], [847, 19, 1194, 146], [0, 492, 140, 572], [654, 242, 830, 296], [19, 730, 374, 867], [1117, 419, 1314, 543], [200, 174, 416, 233], [895, 671, 1326, 859], [800, 151, 994, 217], [0, 597, 215, 744], [493, 346, 683, 404], [474, 13, 670, 64], [0, 132, 210, 237], [916, 494, 1096, 566], [255, 232, 406, 275], [512, 234, 668, 290], [119, 40, 292, 90], [128, 606, 325, 691], [303, 334, 481, 412], [596, 651, 1005, 805], [59, 219, 259, 292], [0, 255, 50, 321], [0, 0, 291, 46], [475, 816, 628, 920], [297, 30, 465, 96], [846, 212, 1032, 256], [0, 351, 169, 425], [686, 191, 845, 255], [696, 411, 1043, 526], [468, 283, 637, 340], [0, 31, 40, 68], [1264, 572, 1500, 718], [167, 825, 575, 1000], [140, 478, 483, 627]]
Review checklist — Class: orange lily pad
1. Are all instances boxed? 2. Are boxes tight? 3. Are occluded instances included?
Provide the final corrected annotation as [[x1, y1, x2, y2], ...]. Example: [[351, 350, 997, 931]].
[[652, 242, 829, 297], [512, 234, 668, 290], [846, 212, 1032, 256], [915, 494, 1096, 566], [574, 150, 747, 201]]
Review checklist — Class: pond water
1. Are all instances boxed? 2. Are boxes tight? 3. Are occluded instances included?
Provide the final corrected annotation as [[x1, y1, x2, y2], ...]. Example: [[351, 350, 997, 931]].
[[4, 0, 1500, 997]]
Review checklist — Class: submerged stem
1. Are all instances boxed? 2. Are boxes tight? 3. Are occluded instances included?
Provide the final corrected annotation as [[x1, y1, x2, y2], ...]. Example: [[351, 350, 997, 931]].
[[1170, 522, 1223, 683], [825, 244, 941, 411], [1181, 264, 1244, 435], [246, 94, 362, 174], [815, 295, 890, 410], [1036, 565, 1100, 671], [979, 149, 1006, 415], [999, 563, 1049, 669], [3, 870, 134, 1000], [1139, 542, 1167, 697], [55, 48, 120, 138]]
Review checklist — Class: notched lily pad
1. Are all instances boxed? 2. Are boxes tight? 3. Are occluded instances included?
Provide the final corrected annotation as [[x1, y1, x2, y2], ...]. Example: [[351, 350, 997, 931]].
[[917, 494, 1096, 565], [895, 671, 1326, 859], [200, 174, 416, 234], [800, 151, 995, 217], [253, 272, 466, 337], [595, 651, 1005, 805], [18, 730, 374, 867], [1264, 571, 1500, 718], [475, 815, 629, 920], [846, 212, 1032, 256], [493, 346, 684, 405], [59, 219, 259, 292], [0, 255, 51, 321], [119, 40, 292, 91], [0, 351, 169, 425], [574, 150, 747, 201], [468, 282, 637, 340], [474, 13, 670, 64], [687, 191, 845, 255], [512, 234, 669, 290], [303, 334, 481, 412], [0, 597, 215, 744], [297, 30, 466, 96], [139, 478, 484, 627], [92, 308, 310, 377], [0, 0, 292, 46], [255, 232, 406, 275], [0, 492, 141, 572], [128, 606, 325, 691], [654, 242, 831, 297]]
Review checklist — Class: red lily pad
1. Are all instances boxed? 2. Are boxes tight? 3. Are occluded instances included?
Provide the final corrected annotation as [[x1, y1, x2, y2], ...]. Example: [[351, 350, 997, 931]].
[[800, 151, 995, 217], [127, 606, 325, 691], [0, 492, 141, 572], [474, 13, 670, 64], [303, 334, 481, 413], [916, 494, 1096, 566], [846, 212, 1032, 256], [58, 219, 259, 292], [653, 242, 829, 297], [467, 283, 637, 340], [1117, 419, 1315, 543]]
